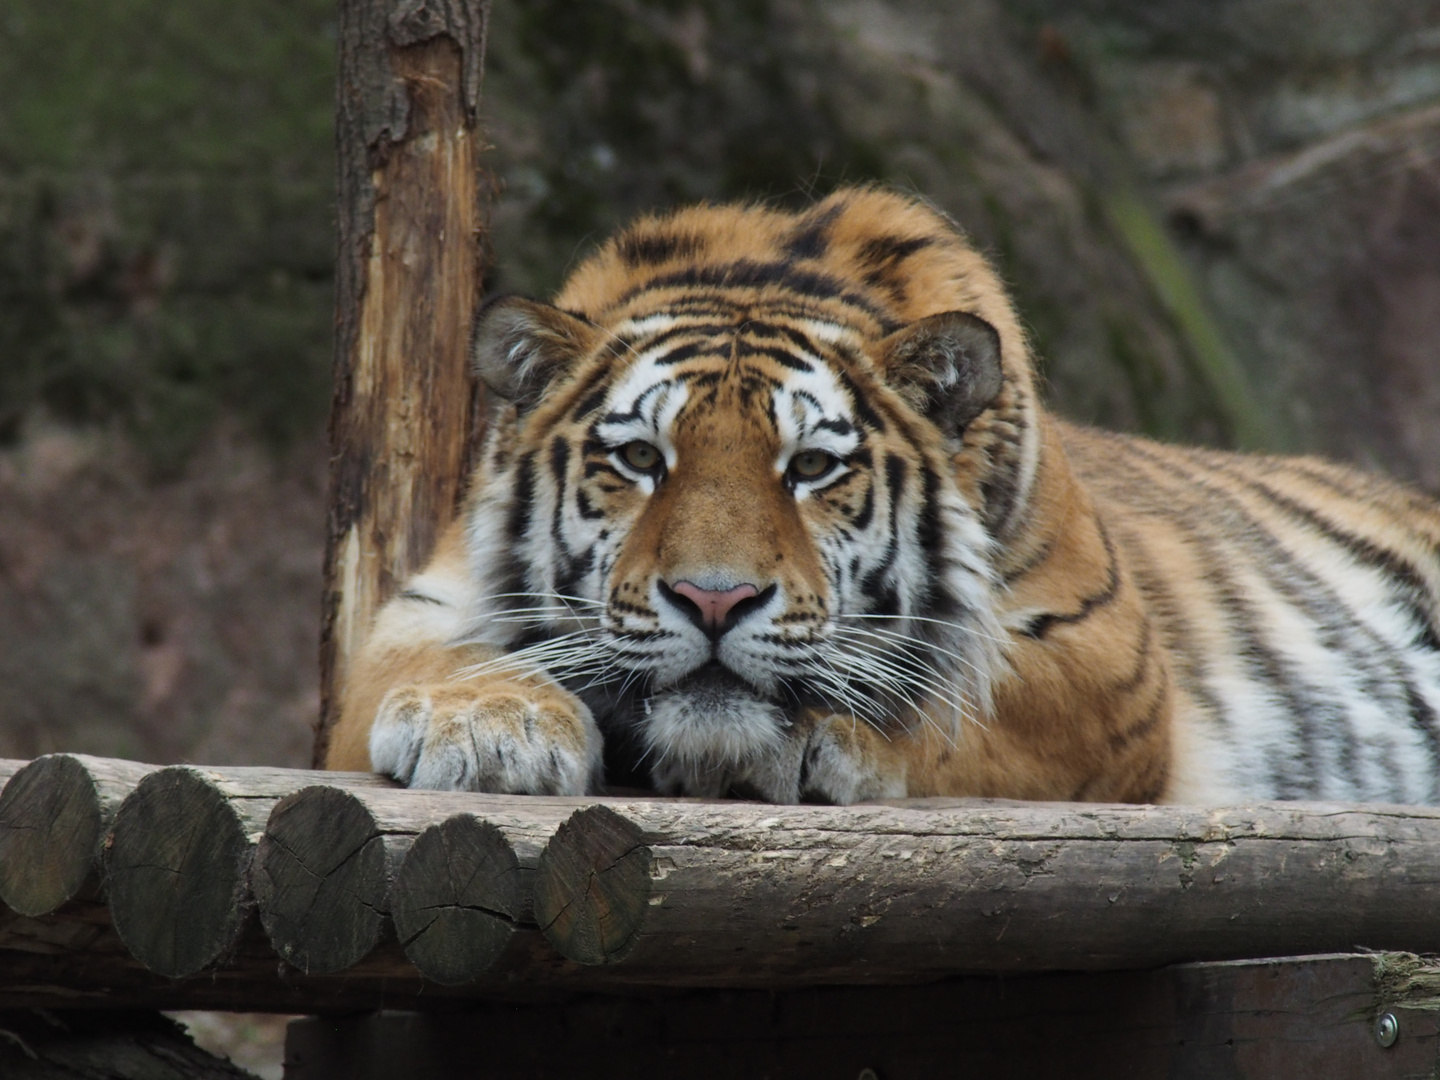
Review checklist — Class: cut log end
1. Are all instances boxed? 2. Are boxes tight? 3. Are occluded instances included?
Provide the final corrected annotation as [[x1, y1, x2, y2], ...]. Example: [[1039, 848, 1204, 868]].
[[0, 756, 103, 917], [255, 785, 394, 975], [103, 766, 252, 979], [392, 814, 524, 985], [534, 805, 651, 966]]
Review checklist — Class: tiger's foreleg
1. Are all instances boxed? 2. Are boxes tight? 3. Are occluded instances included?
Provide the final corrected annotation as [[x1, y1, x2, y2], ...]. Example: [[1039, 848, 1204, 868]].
[[324, 524, 604, 794]]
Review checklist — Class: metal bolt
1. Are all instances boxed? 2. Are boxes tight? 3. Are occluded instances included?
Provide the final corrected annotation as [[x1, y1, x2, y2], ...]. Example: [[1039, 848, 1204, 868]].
[[1375, 1011, 1399, 1048]]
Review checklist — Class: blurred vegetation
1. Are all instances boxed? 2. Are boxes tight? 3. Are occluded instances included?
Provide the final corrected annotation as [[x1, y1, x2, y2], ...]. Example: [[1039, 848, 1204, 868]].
[[0, 0, 1234, 467], [5, 0, 1435, 477], [0, 0, 335, 469]]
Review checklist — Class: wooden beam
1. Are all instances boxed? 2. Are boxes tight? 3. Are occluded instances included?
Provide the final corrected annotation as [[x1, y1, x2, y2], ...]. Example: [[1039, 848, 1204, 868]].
[[9, 758, 1440, 1000], [531, 798, 1440, 979], [283, 954, 1440, 1080], [319, 0, 495, 765]]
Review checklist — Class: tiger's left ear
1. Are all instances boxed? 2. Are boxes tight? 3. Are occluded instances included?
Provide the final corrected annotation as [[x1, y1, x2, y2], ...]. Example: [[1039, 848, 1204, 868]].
[[878, 311, 1004, 439], [471, 295, 601, 412]]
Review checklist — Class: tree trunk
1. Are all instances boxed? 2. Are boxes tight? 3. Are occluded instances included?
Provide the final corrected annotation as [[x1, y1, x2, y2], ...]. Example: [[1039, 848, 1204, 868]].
[[317, 0, 495, 766]]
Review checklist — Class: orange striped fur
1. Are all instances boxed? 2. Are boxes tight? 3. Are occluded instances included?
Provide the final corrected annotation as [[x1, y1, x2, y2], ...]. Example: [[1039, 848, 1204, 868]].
[[328, 188, 1440, 804]]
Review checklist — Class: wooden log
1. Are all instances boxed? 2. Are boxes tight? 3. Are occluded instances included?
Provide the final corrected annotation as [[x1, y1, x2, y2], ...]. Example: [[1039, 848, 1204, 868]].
[[0, 755, 153, 917], [391, 808, 573, 985], [255, 787, 571, 978], [0, 896, 513, 1013], [318, 0, 495, 765], [533, 798, 1440, 977], [102, 765, 392, 979]]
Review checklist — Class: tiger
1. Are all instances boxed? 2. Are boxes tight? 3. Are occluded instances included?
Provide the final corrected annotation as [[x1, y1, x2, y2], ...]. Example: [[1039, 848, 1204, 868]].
[[325, 186, 1440, 806]]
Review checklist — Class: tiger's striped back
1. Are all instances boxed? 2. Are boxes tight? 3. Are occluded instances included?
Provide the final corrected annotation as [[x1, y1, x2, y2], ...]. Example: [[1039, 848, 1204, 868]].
[[1066, 427, 1440, 803]]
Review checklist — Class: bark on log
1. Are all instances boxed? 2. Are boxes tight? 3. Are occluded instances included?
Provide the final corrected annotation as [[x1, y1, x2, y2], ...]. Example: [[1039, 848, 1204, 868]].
[[0, 755, 153, 917], [533, 798, 1440, 977], [254, 787, 570, 978], [0, 897, 521, 1013], [102, 765, 392, 978], [318, 0, 495, 765]]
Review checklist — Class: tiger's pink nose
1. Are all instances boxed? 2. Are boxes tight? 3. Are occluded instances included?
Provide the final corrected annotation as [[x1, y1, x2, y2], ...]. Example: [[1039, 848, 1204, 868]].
[[669, 581, 760, 632]]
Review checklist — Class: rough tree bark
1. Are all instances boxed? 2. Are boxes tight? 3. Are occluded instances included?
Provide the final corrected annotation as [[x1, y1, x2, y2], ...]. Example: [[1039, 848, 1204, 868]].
[[318, 0, 495, 765]]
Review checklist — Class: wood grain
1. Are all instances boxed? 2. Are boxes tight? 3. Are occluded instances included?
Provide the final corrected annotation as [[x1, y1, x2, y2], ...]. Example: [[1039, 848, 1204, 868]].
[[102, 765, 392, 978], [318, 0, 495, 764], [255, 786, 571, 979], [531, 797, 1440, 979]]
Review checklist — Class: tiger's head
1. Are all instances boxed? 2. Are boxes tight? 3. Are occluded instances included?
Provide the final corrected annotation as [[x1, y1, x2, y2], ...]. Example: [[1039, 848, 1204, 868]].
[[461, 188, 1040, 795]]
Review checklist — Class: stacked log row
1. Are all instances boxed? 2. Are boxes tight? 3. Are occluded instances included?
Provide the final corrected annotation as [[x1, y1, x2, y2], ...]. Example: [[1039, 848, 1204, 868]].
[[7, 755, 1440, 1005], [252, 785, 574, 980], [102, 765, 396, 977]]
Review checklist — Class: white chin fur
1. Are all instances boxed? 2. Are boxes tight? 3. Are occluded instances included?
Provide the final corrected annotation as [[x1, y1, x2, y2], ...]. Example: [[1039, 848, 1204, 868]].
[[642, 688, 788, 794]]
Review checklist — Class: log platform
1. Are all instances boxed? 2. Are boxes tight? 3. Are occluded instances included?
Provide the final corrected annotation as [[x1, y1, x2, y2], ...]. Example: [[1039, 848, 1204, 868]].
[[4, 753, 1440, 1077]]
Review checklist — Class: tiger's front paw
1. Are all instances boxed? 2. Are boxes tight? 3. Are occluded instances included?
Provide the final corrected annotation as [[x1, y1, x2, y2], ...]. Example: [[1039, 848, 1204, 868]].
[[791, 713, 909, 803], [368, 680, 603, 795]]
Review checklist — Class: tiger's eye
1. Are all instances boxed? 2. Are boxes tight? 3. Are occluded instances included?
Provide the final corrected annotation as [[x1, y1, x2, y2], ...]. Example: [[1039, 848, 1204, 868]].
[[790, 449, 835, 480], [621, 441, 662, 471]]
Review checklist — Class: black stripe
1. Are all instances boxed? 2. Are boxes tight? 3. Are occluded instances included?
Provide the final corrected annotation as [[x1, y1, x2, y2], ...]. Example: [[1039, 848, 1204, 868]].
[[979, 405, 1028, 538], [615, 259, 895, 328], [617, 231, 704, 266], [1121, 540, 1231, 737], [860, 455, 908, 607], [850, 482, 875, 530], [1405, 685, 1440, 800], [627, 321, 732, 352], [554, 547, 595, 598], [399, 590, 445, 606], [857, 234, 934, 268], [1227, 468, 1440, 654], [653, 341, 708, 366], [507, 451, 536, 541], [836, 368, 887, 433], [733, 339, 814, 372], [1126, 445, 1369, 794], [784, 203, 844, 260], [1111, 617, 1153, 695], [1001, 529, 1058, 585], [569, 365, 614, 421], [549, 437, 571, 554], [575, 487, 604, 520], [1021, 521, 1121, 639]]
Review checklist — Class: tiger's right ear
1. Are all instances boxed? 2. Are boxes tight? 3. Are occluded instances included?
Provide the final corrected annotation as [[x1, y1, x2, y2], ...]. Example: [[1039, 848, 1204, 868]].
[[470, 295, 600, 412]]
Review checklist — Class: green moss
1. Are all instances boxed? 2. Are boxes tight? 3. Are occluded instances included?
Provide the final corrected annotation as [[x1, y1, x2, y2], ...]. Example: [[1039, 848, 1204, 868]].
[[1102, 187, 1281, 451]]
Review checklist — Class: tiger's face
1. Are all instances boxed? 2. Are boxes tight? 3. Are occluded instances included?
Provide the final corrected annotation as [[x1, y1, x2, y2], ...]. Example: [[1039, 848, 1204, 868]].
[[461, 192, 1026, 794]]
